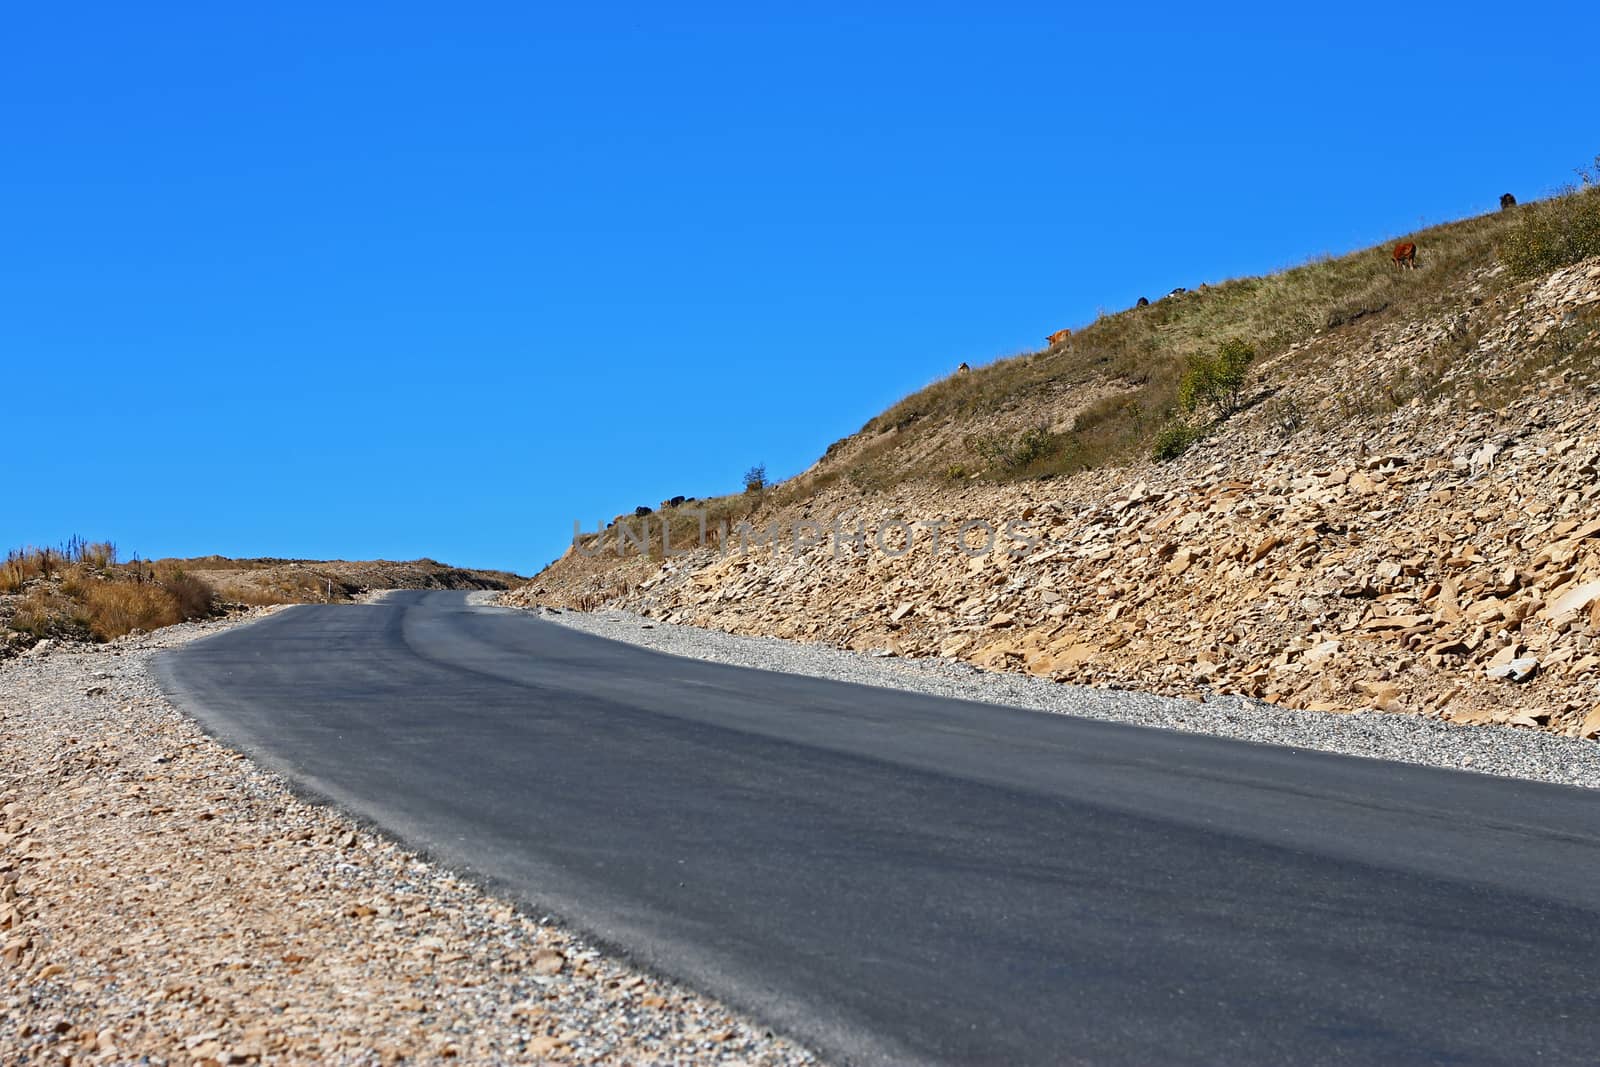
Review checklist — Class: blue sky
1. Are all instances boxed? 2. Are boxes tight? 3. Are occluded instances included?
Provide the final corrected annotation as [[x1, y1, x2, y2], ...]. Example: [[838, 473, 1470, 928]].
[[4, 2, 1596, 575]]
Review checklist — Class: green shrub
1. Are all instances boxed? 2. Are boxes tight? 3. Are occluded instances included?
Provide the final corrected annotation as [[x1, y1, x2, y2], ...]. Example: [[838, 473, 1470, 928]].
[[1152, 421, 1204, 462], [1178, 337, 1256, 417], [1499, 179, 1600, 277], [1176, 359, 1216, 413], [968, 424, 1059, 473], [743, 464, 767, 493]]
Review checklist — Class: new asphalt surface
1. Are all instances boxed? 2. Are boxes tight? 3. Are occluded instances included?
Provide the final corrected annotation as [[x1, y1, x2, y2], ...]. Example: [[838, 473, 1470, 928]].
[[154, 591, 1600, 1065]]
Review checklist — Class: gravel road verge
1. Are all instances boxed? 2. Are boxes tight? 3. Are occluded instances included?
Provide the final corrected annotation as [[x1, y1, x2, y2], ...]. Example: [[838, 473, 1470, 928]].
[[0, 611, 818, 1066], [502, 598, 1600, 790]]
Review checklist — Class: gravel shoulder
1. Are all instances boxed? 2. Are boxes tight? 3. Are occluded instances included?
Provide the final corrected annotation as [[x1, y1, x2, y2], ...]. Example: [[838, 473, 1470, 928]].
[[501, 596, 1600, 790], [0, 610, 818, 1066]]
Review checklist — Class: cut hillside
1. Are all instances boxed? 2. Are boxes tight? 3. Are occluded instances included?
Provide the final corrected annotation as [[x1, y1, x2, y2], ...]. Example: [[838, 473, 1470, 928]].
[[510, 184, 1600, 740]]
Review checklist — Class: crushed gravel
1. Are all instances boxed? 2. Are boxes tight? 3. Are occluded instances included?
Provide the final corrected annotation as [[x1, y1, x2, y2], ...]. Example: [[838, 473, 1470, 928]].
[[0, 612, 819, 1066], [507, 598, 1600, 791]]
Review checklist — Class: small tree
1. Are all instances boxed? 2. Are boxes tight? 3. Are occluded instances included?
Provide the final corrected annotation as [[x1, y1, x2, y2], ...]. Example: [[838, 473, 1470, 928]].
[[1213, 337, 1256, 414], [743, 463, 767, 493], [1179, 337, 1256, 417], [1176, 357, 1218, 414]]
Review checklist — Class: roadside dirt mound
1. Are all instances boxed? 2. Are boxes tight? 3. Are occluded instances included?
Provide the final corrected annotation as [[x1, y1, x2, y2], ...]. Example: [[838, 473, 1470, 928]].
[[178, 557, 525, 607]]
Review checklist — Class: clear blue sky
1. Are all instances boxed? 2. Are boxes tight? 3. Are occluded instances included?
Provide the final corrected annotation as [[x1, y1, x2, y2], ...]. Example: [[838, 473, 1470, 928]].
[[5, 2, 1595, 575]]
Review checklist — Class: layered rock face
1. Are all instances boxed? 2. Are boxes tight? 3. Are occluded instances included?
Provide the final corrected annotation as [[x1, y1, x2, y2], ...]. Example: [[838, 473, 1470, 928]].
[[513, 258, 1600, 739]]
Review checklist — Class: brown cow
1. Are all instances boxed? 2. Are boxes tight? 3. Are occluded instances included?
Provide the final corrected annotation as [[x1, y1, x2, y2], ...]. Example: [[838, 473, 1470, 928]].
[[1392, 242, 1418, 270], [957, 361, 970, 375], [1500, 192, 1517, 210], [1046, 329, 1072, 346]]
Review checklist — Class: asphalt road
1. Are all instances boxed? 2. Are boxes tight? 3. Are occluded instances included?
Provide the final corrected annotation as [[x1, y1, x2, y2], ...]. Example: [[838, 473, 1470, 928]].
[[154, 590, 1600, 1065]]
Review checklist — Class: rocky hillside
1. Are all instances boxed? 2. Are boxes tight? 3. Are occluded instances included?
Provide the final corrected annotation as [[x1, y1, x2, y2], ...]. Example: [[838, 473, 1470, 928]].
[[510, 193, 1600, 741]]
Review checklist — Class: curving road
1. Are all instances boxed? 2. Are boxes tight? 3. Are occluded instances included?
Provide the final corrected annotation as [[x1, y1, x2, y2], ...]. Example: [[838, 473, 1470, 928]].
[[155, 591, 1600, 1065]]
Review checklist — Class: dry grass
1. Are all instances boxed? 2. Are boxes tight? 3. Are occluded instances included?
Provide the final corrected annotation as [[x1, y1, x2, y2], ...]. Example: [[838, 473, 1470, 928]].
[[0, 559, 25, 595], [165, 555, 294, 572], [214, 579, 322, 607], [10, 589, 88, 639], [1, 538, 218, 643], [66, 537, 118, 569], [81, 582, 183, 641], [824, 196, 1546, 491], [154, 566, 217, 620], [3, 541, 120, 593], [2, 549, 52, 593]]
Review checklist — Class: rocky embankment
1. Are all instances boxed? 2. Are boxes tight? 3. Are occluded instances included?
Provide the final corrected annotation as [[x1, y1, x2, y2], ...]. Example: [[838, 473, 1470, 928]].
[[0, 618, 815, 1066], [512, 258, 1600, 740]]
